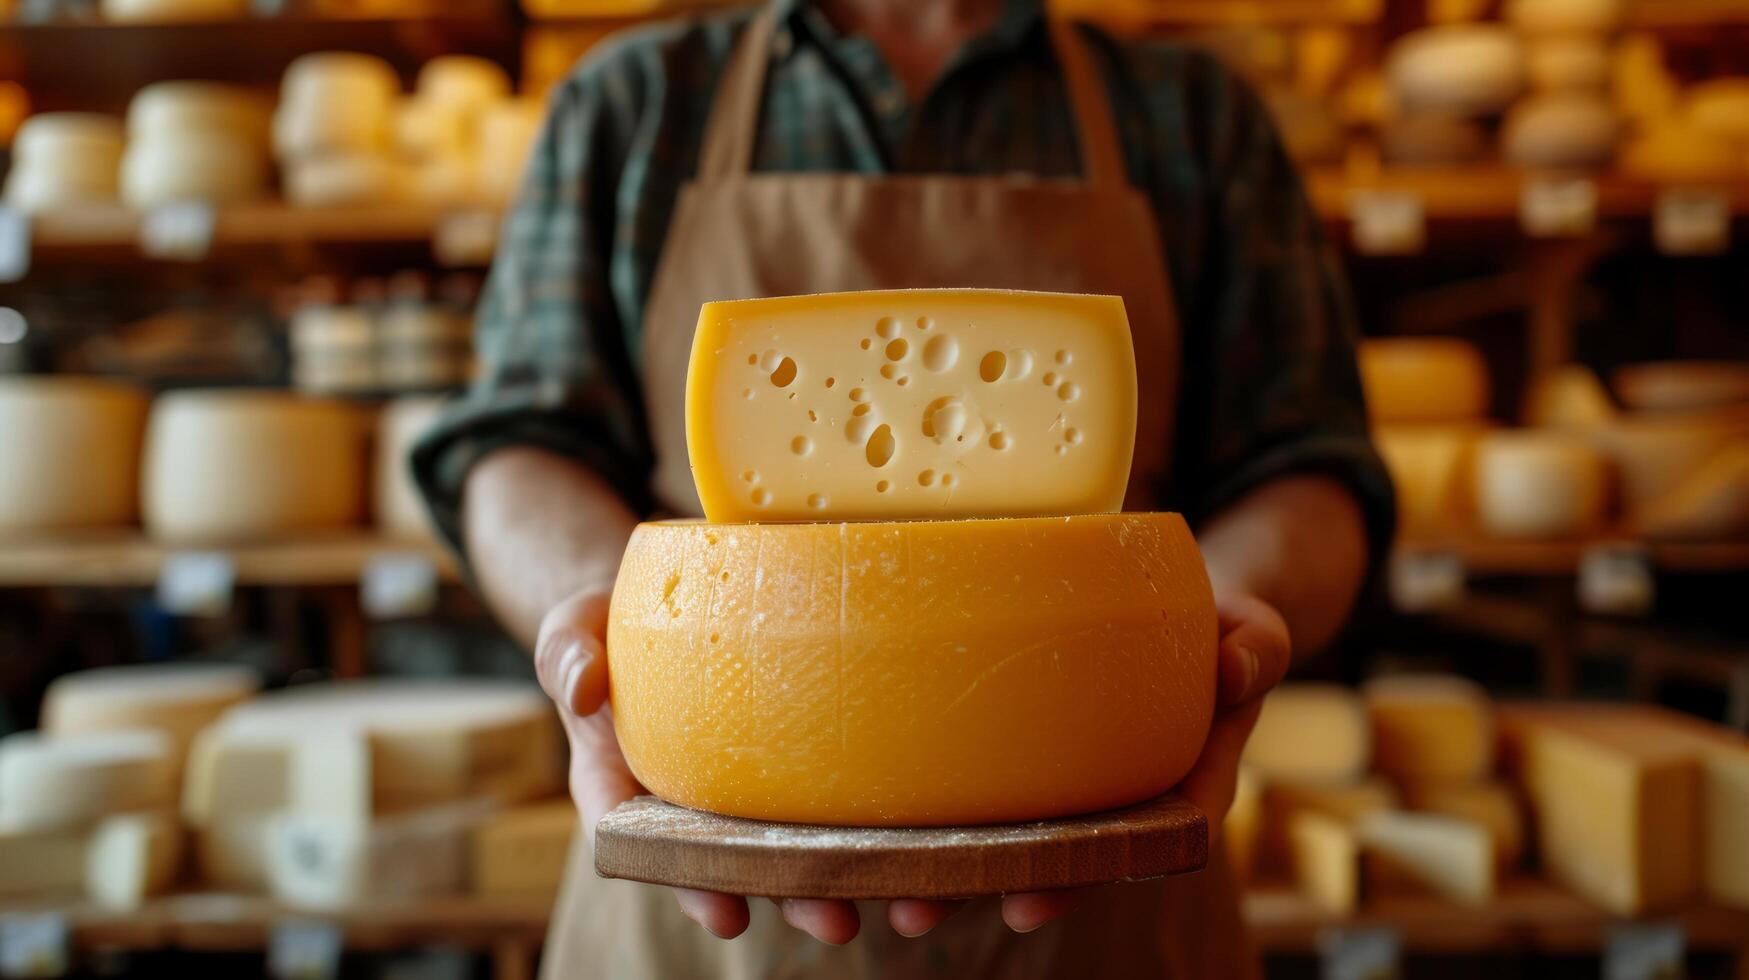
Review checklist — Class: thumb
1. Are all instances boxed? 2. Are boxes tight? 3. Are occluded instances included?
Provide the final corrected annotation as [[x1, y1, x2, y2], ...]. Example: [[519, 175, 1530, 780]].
[[535, 591, 613, 718]]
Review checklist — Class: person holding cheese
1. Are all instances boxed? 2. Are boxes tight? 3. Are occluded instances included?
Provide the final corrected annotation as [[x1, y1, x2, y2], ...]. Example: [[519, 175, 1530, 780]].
[[413, 0, 1393, 975]]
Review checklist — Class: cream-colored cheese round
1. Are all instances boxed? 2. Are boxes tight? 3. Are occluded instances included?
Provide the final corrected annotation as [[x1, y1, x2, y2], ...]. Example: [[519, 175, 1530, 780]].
[[285, 154, 409, 207], [1526, 36, 1611, 92], [43, 664, 261, 763], [1388, 26, 1526, 117], [1502, 93, 1620, 169], [393, 97, 472, 162], [273, 98, 392, 160], [102, 0, 246, 21], [1505, 0, 1621, 35], [1474, 430, 1607, 538], [141, 390, 367, 541], [476, 99, 544, 205], [3, 166, 120, 212], [1381, 114, 1490, 166], [415, 55, 509, 117], [1620, 123, 1743, 182], [121, 134, 268, 208], [14, 112, 125, 162], [0, 377, 148, 531], [0, 730, 175, 832], [1360, 338, 1491, 424], [127, 81, 270, 144], [1685, 79, 1749, 148], [280, 52, 399, 113], [375, 397, 445, 540]]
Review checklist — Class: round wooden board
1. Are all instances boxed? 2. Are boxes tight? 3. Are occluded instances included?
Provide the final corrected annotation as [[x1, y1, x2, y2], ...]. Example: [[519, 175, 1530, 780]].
[[593, 794, 1208, 900]]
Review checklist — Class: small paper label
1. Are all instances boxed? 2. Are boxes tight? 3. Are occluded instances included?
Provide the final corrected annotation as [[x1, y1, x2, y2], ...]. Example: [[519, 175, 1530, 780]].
[[1349, 190, 1426, 255], [1654, 189, 1730, 256], [157, 551, 237, 617], [361, 553, 439, 619], [0, 914, 70, 979], [1604, 922, 1684, 980], [1520, 177, 1598, 237], [267, 920, 342, 980], [1318, 926, 1401, 980], [433, 209, 498, 267], [0, 207, 31, 284], [1578, 544, 1655, 616], [140, 202, 216, 262], [1388, 551, 1465, 613]]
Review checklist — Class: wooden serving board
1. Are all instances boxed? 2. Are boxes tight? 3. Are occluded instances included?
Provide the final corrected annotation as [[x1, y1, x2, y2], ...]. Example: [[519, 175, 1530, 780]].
[[594, 794, 1208, 900]]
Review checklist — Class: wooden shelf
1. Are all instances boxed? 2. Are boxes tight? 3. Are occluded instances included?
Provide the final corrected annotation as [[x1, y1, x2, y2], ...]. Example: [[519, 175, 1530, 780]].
[[24, 202, 486, 249], [1394, 536, 1749, 576], [1307, 168, 1749, 226], [0, 532, 456, 588]]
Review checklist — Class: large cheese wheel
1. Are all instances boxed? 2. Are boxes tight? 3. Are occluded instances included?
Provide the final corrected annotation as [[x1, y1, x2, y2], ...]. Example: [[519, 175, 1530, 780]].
[[1686, 80, 1749, 148], [14, 112, 125, 161], [607, 515, 1217, 826], [280, 52, 399, 114], [1364, 675, 1496, 785], [42, 664, 260, 766], [1614, 362, 1749, 414], [415, 55, 509, 118], [101, 0, 247, 21], [1525, 36, 1611, 92], [1524, 364, 1616, 428], [121, 134, 268, 208], [5, 114, 124, 210], [1387, 26, 1526, 118], [127, 81, 270, 144], [374, 397, 445, 541], [1592, 408, 1749, 516], [1360, 338, 1490, 424], [141, 390, 366, 541], [1375, 424, 1486, 534], [285, 154, 409, 207], [0, 378, 148, 531], [1473, 429, 1607, 538], [1505, 0, 1621, 35], [1242, 683, 1371, 783], [394, 97, 472, 162], [1620, 124, 1744, 183], [1380, 114, 1490, 167], [0, 730, 175, 831], [1502, 93, 1620, 170], [1635, 441, 1749, 540]]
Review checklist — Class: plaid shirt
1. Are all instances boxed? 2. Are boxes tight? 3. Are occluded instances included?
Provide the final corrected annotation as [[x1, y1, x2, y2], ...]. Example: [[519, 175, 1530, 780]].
[[412, 0, 1394, 561]]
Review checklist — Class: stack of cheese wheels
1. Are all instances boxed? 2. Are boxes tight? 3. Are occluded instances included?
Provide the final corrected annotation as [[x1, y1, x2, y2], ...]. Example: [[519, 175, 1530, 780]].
[[122, 81, 271, 208], [101, 0, 246, 21], [181, 680, 561, 901], [290, 298, 376, 394], [275, 53, 406, 207], [0, 377, 149, 532], [374, 396, 445, 541], [42, 663, 260, 776], [1386, 26, 1525, 118], [378, 273, 474, 388], [1473, 429, 1608, 538], [608, 290, 1218, 827], [476, 98, 544, 206], [141, 389, 367, 541], [1362, 339, 1491, 537], [3, 113, 125, 212], [397, 56, 509, 206]]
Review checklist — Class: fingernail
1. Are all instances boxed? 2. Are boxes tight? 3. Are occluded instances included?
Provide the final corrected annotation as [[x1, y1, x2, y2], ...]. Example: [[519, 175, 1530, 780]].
[[1237, 646, 1259, 699], [562, 650, 587, 712]]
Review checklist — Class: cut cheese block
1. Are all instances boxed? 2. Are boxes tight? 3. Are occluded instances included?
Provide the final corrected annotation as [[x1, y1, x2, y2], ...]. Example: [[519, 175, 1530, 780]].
[[1260, 778, 1398, 875], [1591, 408, 1749, 519], [1225, 767, 1263, 882], [686, 290, 1137, 522], [1620, 123, 1743, 183], [1386, 26, 1525, 118], [469, 799, 577, 898], [127, 81, 270, 143], [194, 817, 273, 889], [141, 390, 367, 541], [267, 798, 495, 909], [1614, 362, 1749, 414], [1375, 424, 1485, 534], [1285, 811, 1362, 914], [375, 397, 447, 541], [42, 663, 260, 772], [1524, 364, 1615, 428], [0, 730, 175, 831], [1635, 441, 1749, 540], [1357, 810, 1495, 905], [1359, 338, 1489, 425], [0, 825, 87, 899], [285, 154, 410, 207], [1501, 93, 1620, 170], [121, 133, 269, 208], [1525, 36, 1610, 93], [1686, 80, 1749, 148], [86, 811, 183, 910], [608, 515, 1216, 826], [1243, 684, 1371, 783], [1505, 0, 1621, 35], [0, 377, 148, 531], [1472, 430, 1607, 538], [101, 0, 248, 21], [1401, 781, 1526, 869], [1380, 115, 1490, 167], [1364, 675, 1495, 786], [275, 54, 397, 158]]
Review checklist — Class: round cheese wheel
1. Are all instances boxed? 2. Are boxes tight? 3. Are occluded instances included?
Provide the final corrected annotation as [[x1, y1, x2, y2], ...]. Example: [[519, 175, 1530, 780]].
[[3, 164, 121, 211], [608, 514, 1218, 826], [291, 351, 377, 394], [273, 98, 392, 160], [141, 390, 367, 541], [0, 377, 148, 531], [1635, 441, 1749, 540], [1524, 364, 1616, 427], [1619, 123, 1743, 183], [127, 81, 270, 144], [0, 730, 175, 831], [374, 397, 445, 541], [102, 0, 246, 21], [1380, 114, 1490, 166], [1590, 407, 1749, 516], [284, 154, 409, 207], [393, 97, 472, 162], [14, 112, 125, 162], [1502, 93, 1620, 169], [1243, 684, 1370, 783], [280, 52, 398, 113], [1360, 338, 1491, 425], [1526, 36, 1610, 92], [415, 55, 509, 117], [43, 664, 261, 764], [476, 99, 543, 206], [1474, 430, 1606, 537], [290, 304, 374, 354], [1375, 423, 1487, 534], [121, 134, 268, 208], [1685, 79, 1749, 147], [1387, 26, 1526, 118], [1614, 362, 1749, 413], [1505, 0, 1621, 35]]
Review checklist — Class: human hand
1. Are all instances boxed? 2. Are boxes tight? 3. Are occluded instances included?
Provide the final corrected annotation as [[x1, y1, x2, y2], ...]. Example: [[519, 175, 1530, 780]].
[[533, 590, 1083, 944], [1175, 591, 1292, 830]]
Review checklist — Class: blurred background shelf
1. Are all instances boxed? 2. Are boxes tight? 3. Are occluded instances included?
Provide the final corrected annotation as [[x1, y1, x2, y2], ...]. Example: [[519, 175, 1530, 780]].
[[0, 532, 455, 588], [1307, 169, 1749, 225], [1394, 536, 1749, 576]]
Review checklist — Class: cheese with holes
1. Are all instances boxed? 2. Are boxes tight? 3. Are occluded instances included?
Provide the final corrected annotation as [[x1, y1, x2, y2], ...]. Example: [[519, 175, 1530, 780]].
[[1358, 810, 1495, 904], [1360, 338, 1489, 425], [1243, 684, 1371, 783], [142, 390, 367, 541], [1636, 442, 1749, 540], [608, 515, 1216, 826], [1387, 27, 1525, 117], [266, 799, 494, 909], [470, 799, 577, 898], [1502, 94, 1620, 170], [1375, 424, 1485, 534], [1286, 812, 1362, 914], [0, 731, 175, 831], [1402, 781, 1526, 869], [1524, 365, 1614, 428], [0, 826, 87, 899], [43, 664, 260, 773], [1365, 676, 1495, 786], [86, 812, 182, 910], [0, 378, 149, 531], [1473, 430, 1607, 538], [1261, 778, 1398, 874], [1615, 362, 1749, 414], [375, 397, 446, 541], [685, 290, 1137, 522], [1592, 408, 1749, 518]]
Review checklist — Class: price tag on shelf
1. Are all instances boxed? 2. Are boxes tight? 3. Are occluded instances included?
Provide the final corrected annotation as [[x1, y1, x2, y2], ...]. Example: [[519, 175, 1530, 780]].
[[1520, 176, 1598, 237], [0, 206, 31, 283], [1317, 926, 1401, 980], [1348, 190, 1427, 255], [139, 202, 216, 262], [267, 920, 342, 980], [360, 552, 439, 619], [0, 913, 70, 979], [1388, 551, 1465, 613], [1604, 922, 1684, 980], [1654, 188, 1730, 256], [1578, 543, 1655, 616], [156, 551, 237, 617], [434, 209, 498, 267]]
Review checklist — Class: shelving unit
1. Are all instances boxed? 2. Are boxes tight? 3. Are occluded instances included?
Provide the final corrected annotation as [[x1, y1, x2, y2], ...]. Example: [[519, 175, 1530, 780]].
[[0, 532, 455, 589]]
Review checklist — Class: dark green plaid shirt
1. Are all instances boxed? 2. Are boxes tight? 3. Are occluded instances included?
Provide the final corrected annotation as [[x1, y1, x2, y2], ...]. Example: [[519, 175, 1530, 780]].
[[413, 0, 1394, 561]]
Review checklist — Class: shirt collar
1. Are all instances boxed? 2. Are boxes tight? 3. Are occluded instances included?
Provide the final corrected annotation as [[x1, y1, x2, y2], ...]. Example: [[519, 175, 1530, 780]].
[[769, 0, 1047, 54]]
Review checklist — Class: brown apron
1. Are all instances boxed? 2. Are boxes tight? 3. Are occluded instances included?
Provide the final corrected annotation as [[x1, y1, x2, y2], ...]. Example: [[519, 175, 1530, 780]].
[[542, 8, 1257, 978]]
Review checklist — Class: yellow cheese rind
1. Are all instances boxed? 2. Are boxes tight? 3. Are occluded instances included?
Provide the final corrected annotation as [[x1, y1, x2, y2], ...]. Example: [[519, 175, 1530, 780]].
[[607, 514, 1216, 826], [0, 378, 149, 531], [1243, 684, 1371, 783], [1359, 338, 1489, 425], [686, 289, 1138, 522], [1365, 675, 1495, 786]]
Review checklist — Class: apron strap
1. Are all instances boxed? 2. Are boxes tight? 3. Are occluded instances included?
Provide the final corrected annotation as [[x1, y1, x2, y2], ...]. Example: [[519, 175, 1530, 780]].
[[697, 8, 1131, 188]]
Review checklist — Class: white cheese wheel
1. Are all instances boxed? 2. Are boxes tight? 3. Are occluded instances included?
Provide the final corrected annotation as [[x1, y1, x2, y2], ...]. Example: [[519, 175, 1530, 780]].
[[102, 0, 247, 21], [1592, 408, 1749, 517], [476, 99, 544, 206], [266, 798, 494, 909], [1244, 684, 1371, 783], [1376, 424, 1487, 534], [280, 52, 399, 115], [285, 153, 409, 207], [1685, 79, 1749, 148], [1360, 338, 1490, 424], [1387, 26, 1526, 118], [1502, 93, 1620, 170], [0, 730, 175, 831], [141, 390, 366, 541], [1526, 36, 1611, 92], [1380, 114, 1490, 166], [121, 133, 269, 208], [415, 56, 509, 118], [1524, 364, 1616, 428], [2, 165, 120, 211], [0, 826, 87, 899], [86, 811, 182, 910], [1474, 430, 1607, 537], [1615, 362, 1749, 413], [0, 377, 148, 531], [1635, 441, 1749, 540], [43, 664, 260, 767], [1505, 0, 1621, 35], [1620, 123, 1744, 183], [375, 397, 445, 541], [14, 112, 126, 162], [127, 81, 270, 144]]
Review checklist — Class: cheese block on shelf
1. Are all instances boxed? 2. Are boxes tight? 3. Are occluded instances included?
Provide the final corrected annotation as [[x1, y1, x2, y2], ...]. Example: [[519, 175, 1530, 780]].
[[42, 663, 260, 771], [121, 133, 269, 208], [1386, 26, 1526, 118], [1501, 93, 1620, 170], [686, 290, 1137, 522], [0, 825, 87, 899], [1525, 36, 1610, 93], [1379, 115, 1490, 167], [609, 515, 1216, 826], [1614, 362, 1749, 414], [127, 81, 270, 144], [1375, 424, 1485, 534], [267, 799, 495, 909], [1472, 430, 1607, 538], [1359, 338, 1489, 425], [1225, 767, 1263, 882], [1260, 778, 1398, 874], [1401, 781, 1526, 869], [1364, 675, 1495, 786], [1591, 408, 1749, 519], [1357, 810, 1495, 905], [1285, 811, 1363, 915], [1243, 684, 1371, 784], [375, 397, 447, 541], [193, 816, 273, 890], [0, 730, 175, 832], [1524, 364, 1615, 428], [469, 799, 577, 898], [1685, 79, 1749, 149], [0, 377, 149, 532], [86, 811, 183, 911], [1635, 441, 1749, 540]]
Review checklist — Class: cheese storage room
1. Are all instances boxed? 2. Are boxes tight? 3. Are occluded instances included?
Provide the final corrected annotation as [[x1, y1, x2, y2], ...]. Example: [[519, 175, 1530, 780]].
[[0, 0, 1746, 977]]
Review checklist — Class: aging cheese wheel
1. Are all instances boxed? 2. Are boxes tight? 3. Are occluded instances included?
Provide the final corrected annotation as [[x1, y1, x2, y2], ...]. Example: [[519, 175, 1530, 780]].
[[1359, 338, 1490, 424], [14, 112, 126, 161], [141, 390, 367, 541], [1620, 124, 1744, 183], [1380, 114, 1490, 167], [5, 114, 125, 210], [607, 515, 1217, 826], [374, 397, 446, 541], [1387, 26, 1526, 117], [1473, 430, 1607, 538], [1364, 675, 1496, 786], [102, 0, 247, 21], [1502, 93, 1620, 170], [280, 52, 399, 113], [43, 663, 260, 766], [415, 55, 509, 118], [1614, 361, 1749, 414], [469, 799, 577, 898], [121, 133, 269, 208], [1592, 408, 1749, 517], [1504, 0, 1621, 35], [1635, 441, 1749, 540], [1685, 79, 1749, 148], [0, 378, 148, 531], [1524, 364, 1616, 428], [1375, 424, 1486, 534], [285, 154, 409, 207], [1242, 684, 1371, 783], [0, 730, 175, 831], [127, 81, 270, 143], [1525, 36, 1611, 92]]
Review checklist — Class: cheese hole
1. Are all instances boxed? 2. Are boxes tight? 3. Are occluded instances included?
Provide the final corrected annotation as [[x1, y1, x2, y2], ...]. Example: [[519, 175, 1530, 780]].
[[661, 572, 680, 604], [880, 364, 896, 380], [807, 493, 827, 510], [1055, 445, 1068, 456], [922, 397, 966, 444], [940, 472, 957, 487], [791, 436, 813, 456], [885, 338, 909, 361], [740, 469, 759, 484], [852, 403, 872, 417], [705, 532, 720, 545], [1064, 427, 1082, 445], [849, 387, 866, 402], [896, 376, 910, 386], [865, 424, 896, 468], [989, 431, 1010, 450], [1007, 348, 1035, 380], [751, 487, 772, 506], [918, 469, 936, 486], [825, 377, 837, 389], [917, 317, 933, 331], [876, 480, 890, 493], [769, 357, 798, 388], [861, 338, 873, 350], [720, 570, 730, 582], [921, 334, 958, 372], [742, 388, 753, 399], [1043, 372, 1058, 386], [1056, 350, 1072, 365], [709, 632, 720, 644], [876, 316, 901, 340], [747, 354, 758, 365], [807, 410, 818, 422], [1057, 382, 1080, 402], [979, 351, 1007, 383]]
